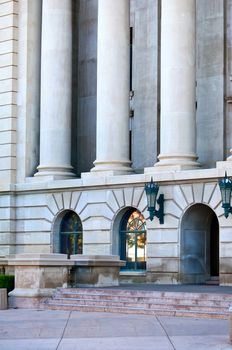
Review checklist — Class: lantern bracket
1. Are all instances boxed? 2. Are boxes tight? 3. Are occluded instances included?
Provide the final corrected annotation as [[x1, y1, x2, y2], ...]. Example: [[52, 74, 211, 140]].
[[145, 178, 164, 224], [218, 171, 232, 218]]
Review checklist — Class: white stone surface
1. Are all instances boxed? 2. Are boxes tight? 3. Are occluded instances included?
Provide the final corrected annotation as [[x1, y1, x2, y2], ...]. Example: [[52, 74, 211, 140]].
[[16, 0, 42, 181], [147, 229, 179, 244], [208, 185, 221, 209], [147, 243, 179, 258], [75, 192, 88, 215], [220, 227, 232, 242], [196, 1, 224, 167], [83, 244, 111, 256], [83, 217, 111, 231], [180, 185, 194, 205], [85, 190, 107, 203], [0, 0, 18, 184], [16, 245, 50, 254], [106, 190, 120, 213], [149, 214, 180, 230], [164, 200, 182, 218], [0, 1, 231, 284], [53, 193, 64, 211], [16, 207, 53, 222], [155, 0, 199, 170], [202, 183, 217, 204], [91, 0, 132, 174], [81, 203, 114, 221], [214, 203, 224, 218], [220, 242, 232, 258], [35, 0, 74, 179], [218, 214, 232, 228], [130, 1, 160, 170], [192, 183, 204, 203], [112, 189, 125, 209], [16, 218, 51, 233], [131, 187, 144, 208], [124, 187, 134, 207], [0, 104, 17, 118], [84, 231, 111, 245], [70, 192, 82, 211], [172, 186, 188, 210], [147, 257, 179, 273]]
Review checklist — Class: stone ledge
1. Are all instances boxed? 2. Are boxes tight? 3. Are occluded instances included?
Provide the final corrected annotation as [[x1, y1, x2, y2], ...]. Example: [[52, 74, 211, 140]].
[[70, 254, 125, 267], [7, 254, 72, 308], [70, 255, 125, 287], [9, 288, 55, 298], [7, 253, 74, 267], [3, 165, 231, 194]]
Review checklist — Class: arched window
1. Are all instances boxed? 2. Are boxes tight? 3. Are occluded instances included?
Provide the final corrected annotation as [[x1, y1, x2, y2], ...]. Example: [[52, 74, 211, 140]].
[[120, 209, 146, 270], [60, 211, 83, 257]]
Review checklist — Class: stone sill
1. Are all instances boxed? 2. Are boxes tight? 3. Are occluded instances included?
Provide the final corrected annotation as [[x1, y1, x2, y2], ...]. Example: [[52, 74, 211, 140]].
[[1, 161, 232, 193], [120, 271, 147, 276], [7, 253, 74, 267]]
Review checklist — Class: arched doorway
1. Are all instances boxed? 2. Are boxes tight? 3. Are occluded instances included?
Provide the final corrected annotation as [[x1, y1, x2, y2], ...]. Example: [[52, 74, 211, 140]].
[[180, 204, 219, 284], [119, 208, 146, 271], [59, 211, 83, 257]]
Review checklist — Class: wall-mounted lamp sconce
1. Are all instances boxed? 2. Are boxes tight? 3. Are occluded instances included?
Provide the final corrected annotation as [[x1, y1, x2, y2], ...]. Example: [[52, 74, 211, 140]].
[[144, 177, 164, 224], [218, 172, 232, 218]]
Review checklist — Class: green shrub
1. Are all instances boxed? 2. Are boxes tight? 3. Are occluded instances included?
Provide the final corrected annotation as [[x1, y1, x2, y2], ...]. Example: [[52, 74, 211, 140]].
[[0, 275, 14, 293]]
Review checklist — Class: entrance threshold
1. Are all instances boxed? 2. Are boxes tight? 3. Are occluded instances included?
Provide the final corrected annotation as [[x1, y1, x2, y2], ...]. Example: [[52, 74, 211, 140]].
[[105, 283, 232, 294], [205, 276, 219, 286]]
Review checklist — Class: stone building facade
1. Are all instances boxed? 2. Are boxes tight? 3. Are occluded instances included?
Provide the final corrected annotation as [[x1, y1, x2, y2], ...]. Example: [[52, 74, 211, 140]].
[[0, 0, 232, 285]]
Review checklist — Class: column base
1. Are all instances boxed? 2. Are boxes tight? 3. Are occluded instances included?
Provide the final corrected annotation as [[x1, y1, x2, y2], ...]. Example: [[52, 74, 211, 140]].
[[152, 153, 201, 171], [217, 159, 232, 174], [227, 149, 232, 161], [34, 165, 76, 180], [89, 160, 133, 176]]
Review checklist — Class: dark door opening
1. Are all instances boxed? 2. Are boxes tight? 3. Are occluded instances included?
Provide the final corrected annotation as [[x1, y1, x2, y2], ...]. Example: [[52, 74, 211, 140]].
[[181, 204, 219, 284], [210, 215, 219, 277]]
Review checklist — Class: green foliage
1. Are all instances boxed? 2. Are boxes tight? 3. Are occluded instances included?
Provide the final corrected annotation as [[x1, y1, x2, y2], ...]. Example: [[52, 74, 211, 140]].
[[0, 275, 14, 293]]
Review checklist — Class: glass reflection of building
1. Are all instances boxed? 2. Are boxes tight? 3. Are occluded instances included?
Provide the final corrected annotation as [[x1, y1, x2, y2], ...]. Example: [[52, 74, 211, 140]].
[[60, 211, 83, 257], [120, 209, 146, 270]]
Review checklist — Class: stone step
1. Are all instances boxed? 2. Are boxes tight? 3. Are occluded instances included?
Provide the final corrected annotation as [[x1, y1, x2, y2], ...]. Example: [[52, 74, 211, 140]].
[[48, 296, 229, 313], [205, 277, 220, 285], [44, 302, 228, 319], [58, 288, 232, 301], [54, 292, 232, 308], [42, 288, 232, 319]]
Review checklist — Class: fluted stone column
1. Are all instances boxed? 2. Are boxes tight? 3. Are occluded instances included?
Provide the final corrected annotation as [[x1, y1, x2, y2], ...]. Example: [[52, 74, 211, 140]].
[[35, 0, 74, 179], [155, 0, 199, 170], [91, 0, 132, 175], [17, 0, 42, 181]]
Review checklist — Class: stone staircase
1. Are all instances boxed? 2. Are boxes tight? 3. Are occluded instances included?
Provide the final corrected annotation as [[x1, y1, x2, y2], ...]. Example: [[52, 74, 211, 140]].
[[43, 287, 232, 319]]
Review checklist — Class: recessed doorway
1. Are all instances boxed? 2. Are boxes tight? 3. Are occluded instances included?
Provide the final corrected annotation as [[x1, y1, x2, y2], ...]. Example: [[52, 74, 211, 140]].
[[180, 204, 219, 284]]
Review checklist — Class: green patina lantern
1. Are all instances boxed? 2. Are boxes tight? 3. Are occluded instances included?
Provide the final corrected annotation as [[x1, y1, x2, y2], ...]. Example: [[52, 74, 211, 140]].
[[144, 177, 164, 224], [218, 172, 232, 218]]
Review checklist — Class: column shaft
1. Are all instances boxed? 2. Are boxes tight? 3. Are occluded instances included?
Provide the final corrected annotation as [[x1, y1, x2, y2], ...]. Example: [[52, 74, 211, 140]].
[[17, 0, 42, 181], [35, 0, 74, 179], [156, 0, 199, 170], [91, 0, 132, 174]]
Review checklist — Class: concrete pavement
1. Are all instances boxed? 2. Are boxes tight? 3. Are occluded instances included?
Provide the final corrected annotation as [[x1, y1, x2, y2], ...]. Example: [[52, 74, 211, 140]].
[[0, 309, 231, 350]]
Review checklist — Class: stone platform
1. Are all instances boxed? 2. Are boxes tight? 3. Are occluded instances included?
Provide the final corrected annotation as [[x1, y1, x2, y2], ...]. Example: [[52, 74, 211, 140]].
[[43, 284, 232, 319]]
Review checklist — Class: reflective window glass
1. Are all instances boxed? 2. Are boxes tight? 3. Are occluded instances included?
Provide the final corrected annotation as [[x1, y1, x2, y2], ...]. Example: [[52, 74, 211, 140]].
[[60, 211, 83, 257], [120, 209, 146, 270]]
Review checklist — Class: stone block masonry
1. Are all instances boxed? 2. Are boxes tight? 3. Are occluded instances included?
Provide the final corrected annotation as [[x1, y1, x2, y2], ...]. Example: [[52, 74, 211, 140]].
[[0, 0, 18, 184]]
